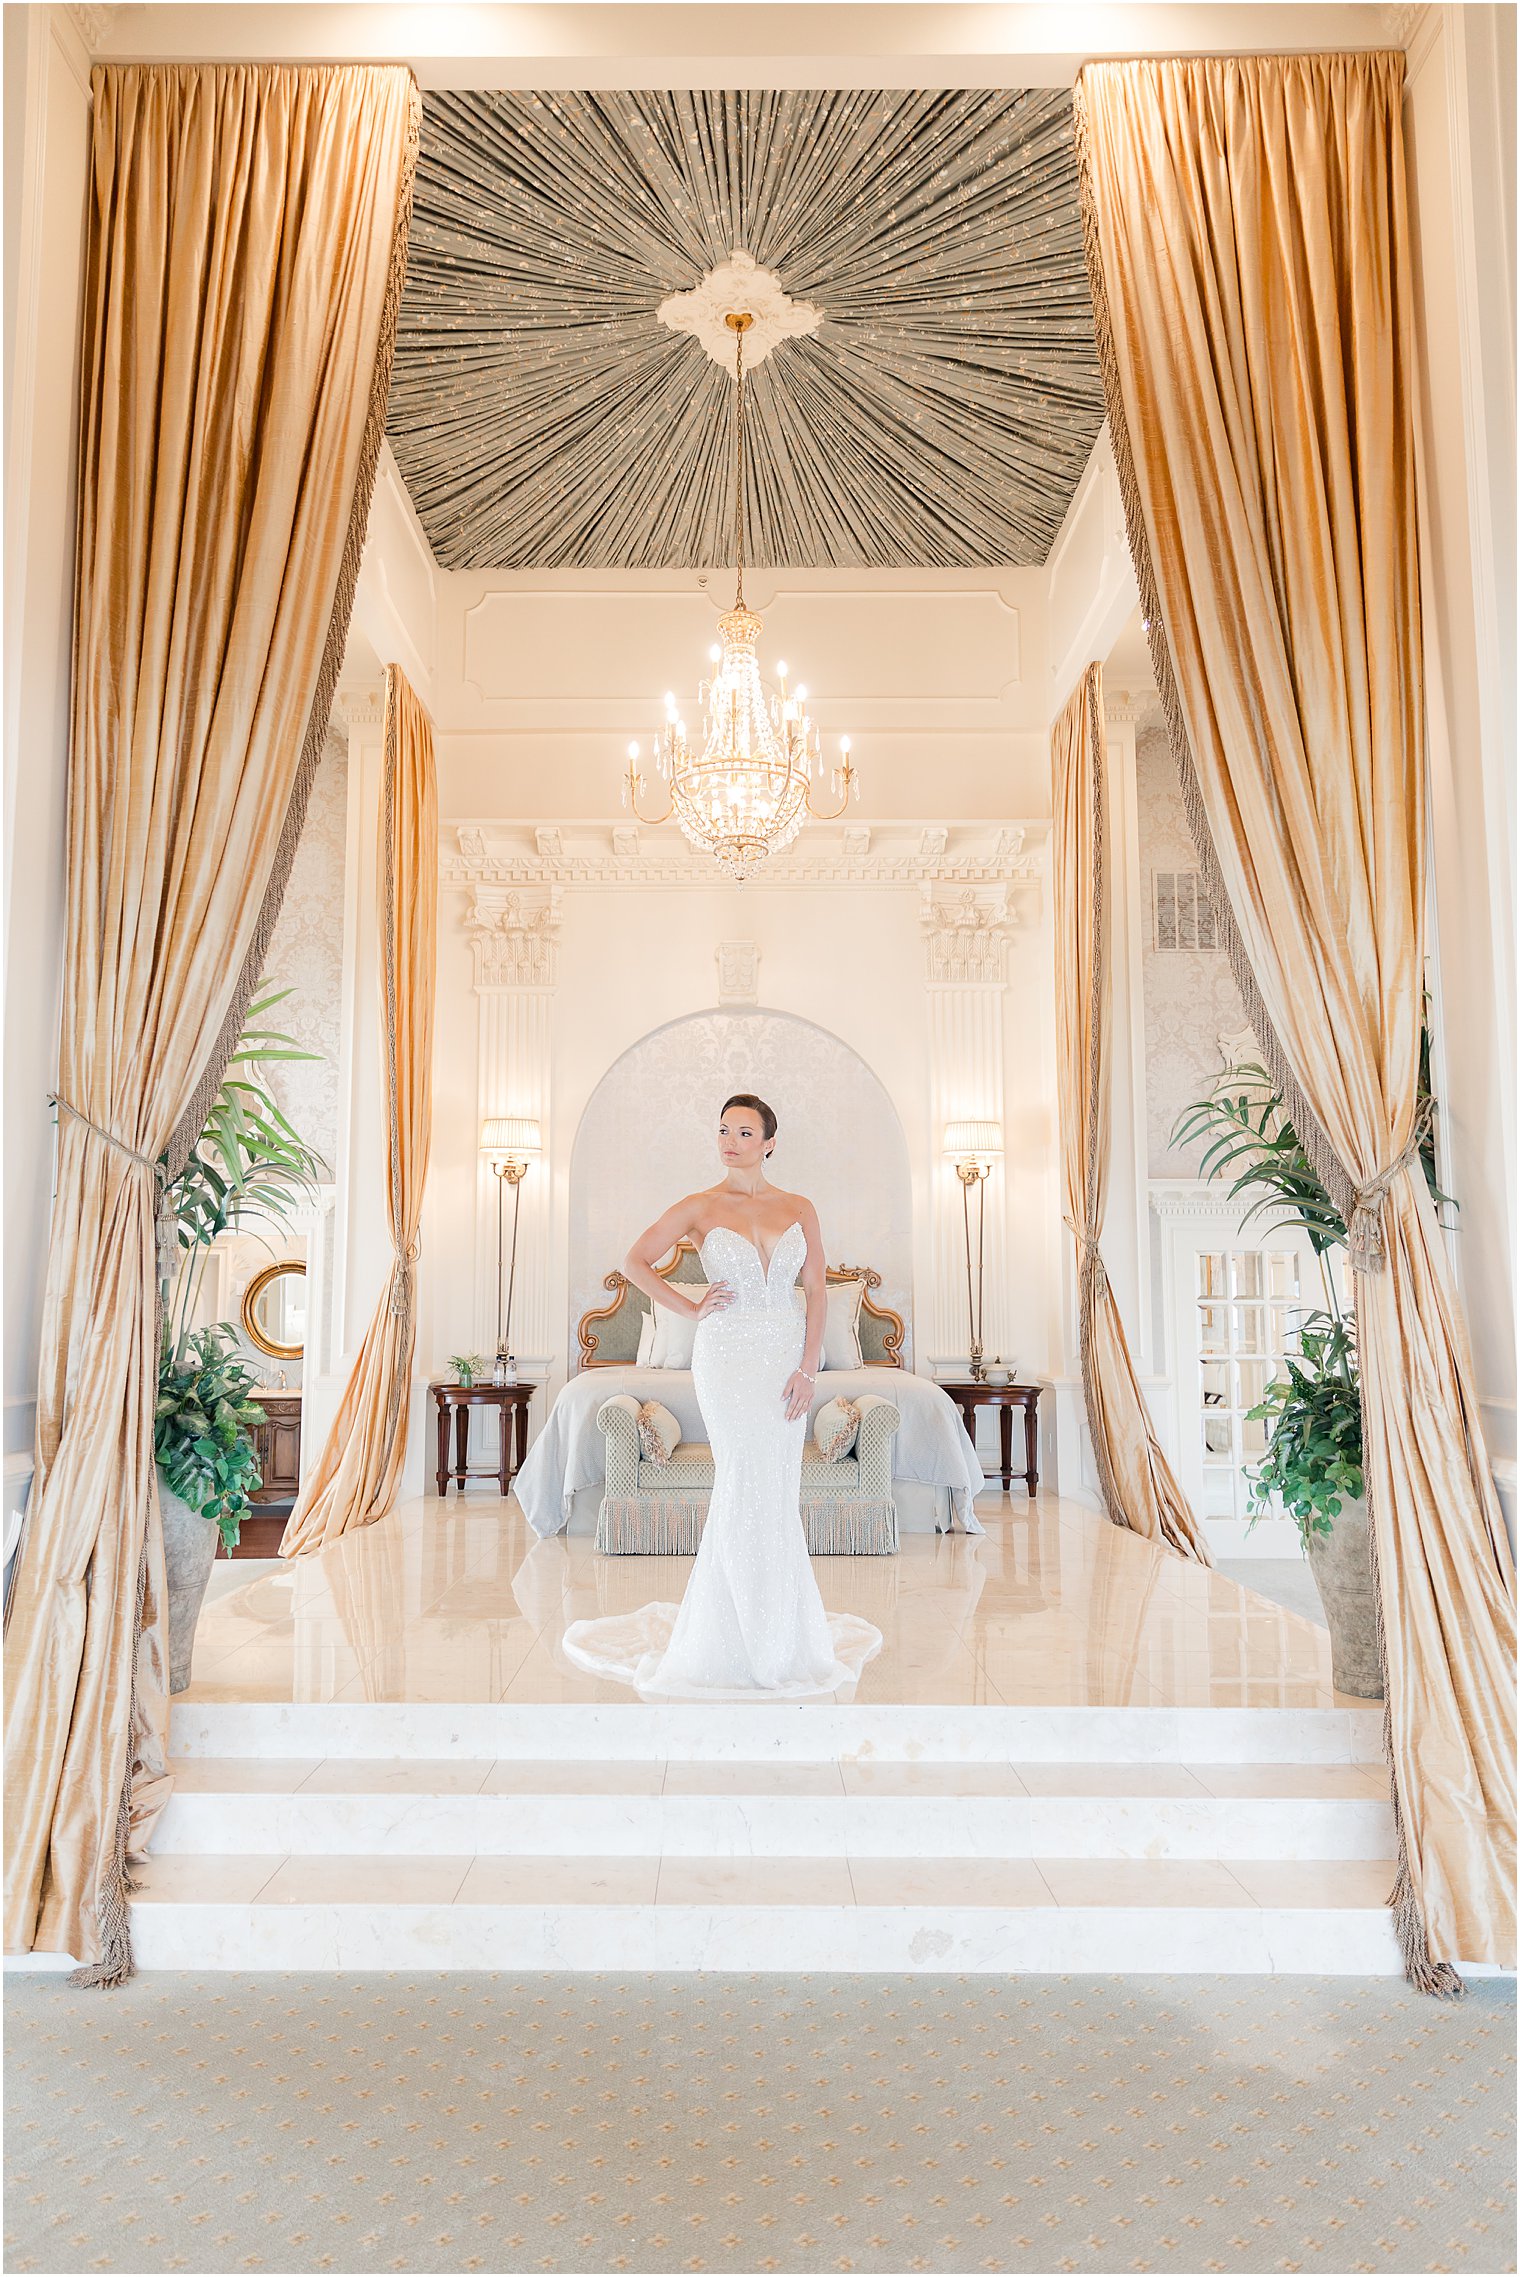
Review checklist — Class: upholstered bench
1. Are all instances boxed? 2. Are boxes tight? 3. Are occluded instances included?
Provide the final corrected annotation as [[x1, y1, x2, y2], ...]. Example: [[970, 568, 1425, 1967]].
[[594, 1393, 901, 1555]]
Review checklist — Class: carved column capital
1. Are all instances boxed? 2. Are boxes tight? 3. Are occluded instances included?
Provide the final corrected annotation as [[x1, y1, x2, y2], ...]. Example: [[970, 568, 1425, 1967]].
[[466, 885, 562, 991], [920, 882, 1016, 985], [333, 683, 385, 730]]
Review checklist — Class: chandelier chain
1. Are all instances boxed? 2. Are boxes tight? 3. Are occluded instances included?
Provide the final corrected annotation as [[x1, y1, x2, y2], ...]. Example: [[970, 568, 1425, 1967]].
[[732, 321, 746, 608]]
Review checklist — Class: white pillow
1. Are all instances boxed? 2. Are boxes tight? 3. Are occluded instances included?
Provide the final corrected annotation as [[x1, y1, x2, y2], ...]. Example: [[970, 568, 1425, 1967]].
[[648, 1301, 700, 1370], [636, 1399, 682, 1464], [821, 1279, 866, 1370], [789, 1278, 868, 1368], [636, 1309, 655, 1366], [812, 1395, 861, 1460]]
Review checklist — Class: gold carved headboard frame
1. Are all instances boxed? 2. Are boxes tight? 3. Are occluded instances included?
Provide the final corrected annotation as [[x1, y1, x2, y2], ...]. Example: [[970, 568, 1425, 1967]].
[[576, 1239, 905, 1370]]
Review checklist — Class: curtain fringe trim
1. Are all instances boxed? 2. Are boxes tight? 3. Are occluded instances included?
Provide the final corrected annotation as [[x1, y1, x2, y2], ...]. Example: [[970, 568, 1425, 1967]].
[[1071, 65, 1451, 1994], [67, 1515, 150, 1989]]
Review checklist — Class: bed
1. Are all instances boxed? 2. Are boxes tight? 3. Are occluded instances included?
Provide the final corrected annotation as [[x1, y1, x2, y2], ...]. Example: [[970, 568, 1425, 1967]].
[[513, 1241, 986, 1539]]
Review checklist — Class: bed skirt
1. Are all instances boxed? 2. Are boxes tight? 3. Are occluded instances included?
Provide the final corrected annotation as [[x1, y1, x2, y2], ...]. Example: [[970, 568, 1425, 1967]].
[[596, 1496, 900, 1557]]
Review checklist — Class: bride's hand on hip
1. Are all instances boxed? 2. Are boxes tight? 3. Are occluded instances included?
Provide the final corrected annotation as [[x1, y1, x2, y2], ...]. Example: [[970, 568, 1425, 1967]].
[[692, 1280, 736, 1321], [782, 1369, 815, 1423]]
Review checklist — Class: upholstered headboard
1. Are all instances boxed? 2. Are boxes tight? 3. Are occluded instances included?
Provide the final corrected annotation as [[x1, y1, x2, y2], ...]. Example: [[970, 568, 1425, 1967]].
[[577, 1239, 905, 1370]]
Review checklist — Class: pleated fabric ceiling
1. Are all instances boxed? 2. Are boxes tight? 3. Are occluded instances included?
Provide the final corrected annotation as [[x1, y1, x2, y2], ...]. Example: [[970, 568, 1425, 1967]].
[[387, 90, 1106, 570]]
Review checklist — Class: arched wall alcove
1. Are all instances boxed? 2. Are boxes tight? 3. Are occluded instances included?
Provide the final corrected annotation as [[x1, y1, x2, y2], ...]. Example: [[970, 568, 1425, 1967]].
[[567, 1006, 914, 1362]]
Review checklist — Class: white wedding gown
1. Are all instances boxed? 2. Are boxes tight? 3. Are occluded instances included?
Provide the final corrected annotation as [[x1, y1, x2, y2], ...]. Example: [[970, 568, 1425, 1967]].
[[561, 1221, 883, 1698]]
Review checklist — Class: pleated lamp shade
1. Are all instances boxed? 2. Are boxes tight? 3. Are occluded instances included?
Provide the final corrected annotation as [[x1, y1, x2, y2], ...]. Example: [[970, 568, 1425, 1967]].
[[943, 1119, 1003, 1160], [480, 1116, 542, 1159]]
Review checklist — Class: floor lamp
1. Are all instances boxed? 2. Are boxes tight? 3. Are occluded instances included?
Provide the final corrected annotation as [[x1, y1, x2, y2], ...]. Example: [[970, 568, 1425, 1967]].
[[480, 1117, 541, 1373], [944, 1120, 1002, 1382]]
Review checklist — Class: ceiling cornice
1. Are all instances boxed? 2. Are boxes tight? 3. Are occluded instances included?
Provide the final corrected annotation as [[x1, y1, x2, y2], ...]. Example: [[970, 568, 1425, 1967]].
[[87, 5, 1414, 89]]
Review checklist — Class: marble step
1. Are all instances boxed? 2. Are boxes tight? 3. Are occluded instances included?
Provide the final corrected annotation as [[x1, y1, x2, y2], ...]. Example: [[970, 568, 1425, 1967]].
[[119, 1851, 1406, 1974], [170, 1699, 1385, 1765], [156, 1758, 1394, 1861]]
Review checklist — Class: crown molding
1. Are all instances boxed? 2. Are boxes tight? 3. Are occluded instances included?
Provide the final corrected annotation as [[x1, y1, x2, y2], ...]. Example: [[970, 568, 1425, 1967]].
[[1148, 1178, 1243, 1223], [60, 4, 117, 58], [442, 818, 1045, 895]]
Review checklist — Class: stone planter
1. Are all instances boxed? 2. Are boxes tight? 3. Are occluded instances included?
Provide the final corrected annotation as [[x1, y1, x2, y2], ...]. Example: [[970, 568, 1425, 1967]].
[[158, 1472, 219, 1695], [1303, 1495, 1384, 1700]]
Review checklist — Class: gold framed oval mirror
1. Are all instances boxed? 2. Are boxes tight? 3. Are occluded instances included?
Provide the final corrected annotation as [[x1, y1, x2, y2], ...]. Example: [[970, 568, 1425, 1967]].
[[241, 1260, 307, 1360]]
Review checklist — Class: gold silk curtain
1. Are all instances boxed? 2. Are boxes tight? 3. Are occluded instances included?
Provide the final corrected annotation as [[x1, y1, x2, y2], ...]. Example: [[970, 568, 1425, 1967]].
[[281, 666, 437, 1559], [2, 64, 420, 1977], [1075, 51, 1516, 1981], [1053, 665, 1212, 1565]]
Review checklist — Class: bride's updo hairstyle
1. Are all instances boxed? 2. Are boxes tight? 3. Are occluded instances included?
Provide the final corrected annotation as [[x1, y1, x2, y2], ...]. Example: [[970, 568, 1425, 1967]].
[[722, 1092, 778, 1158]]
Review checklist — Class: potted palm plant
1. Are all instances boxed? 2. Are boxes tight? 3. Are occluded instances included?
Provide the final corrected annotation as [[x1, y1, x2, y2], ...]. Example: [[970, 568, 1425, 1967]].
[[156, 986, 326, 1691], [1174, 1052, 1450, 1702]]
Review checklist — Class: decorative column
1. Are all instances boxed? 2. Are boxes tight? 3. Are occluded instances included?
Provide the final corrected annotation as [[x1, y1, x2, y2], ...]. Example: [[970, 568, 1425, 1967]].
[[466, 879, 560, 1375], [922, 884, 1016, 1368]]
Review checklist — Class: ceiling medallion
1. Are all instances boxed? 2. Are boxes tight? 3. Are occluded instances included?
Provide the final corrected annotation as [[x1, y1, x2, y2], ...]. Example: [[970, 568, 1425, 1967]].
[[656, 249, 821, 374], [622, 305, 858, 883]]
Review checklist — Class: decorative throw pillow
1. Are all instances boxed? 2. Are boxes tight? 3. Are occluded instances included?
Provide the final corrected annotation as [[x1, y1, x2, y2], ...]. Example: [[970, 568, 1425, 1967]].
[[812, 1395, 862, 1461], [648, 1301, 700, 1370], [821, 1278, 867, 1370], [635, 1308, 655, 1366], [636, 1399, 683, 1465]]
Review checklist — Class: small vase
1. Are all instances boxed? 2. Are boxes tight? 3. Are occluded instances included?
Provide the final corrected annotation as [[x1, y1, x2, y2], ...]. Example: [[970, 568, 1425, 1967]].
[[158, 1471, 219, 1695], [1303, 1495, 1384, 1700]]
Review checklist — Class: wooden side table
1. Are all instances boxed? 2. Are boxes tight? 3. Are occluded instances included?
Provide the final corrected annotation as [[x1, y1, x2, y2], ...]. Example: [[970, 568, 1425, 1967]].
[[941, 1381, 1042, 1493], [239, 1390, 303, 1555], [430, 1381, 535, 1496]]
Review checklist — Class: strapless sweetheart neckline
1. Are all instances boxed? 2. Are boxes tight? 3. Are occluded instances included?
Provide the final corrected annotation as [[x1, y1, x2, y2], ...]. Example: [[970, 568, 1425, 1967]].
[[700, 1218, 803, 1280]]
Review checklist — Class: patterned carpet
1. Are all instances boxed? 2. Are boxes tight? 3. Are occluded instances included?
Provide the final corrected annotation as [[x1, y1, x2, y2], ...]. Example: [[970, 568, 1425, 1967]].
[[4, 1973, 1513, 2275]]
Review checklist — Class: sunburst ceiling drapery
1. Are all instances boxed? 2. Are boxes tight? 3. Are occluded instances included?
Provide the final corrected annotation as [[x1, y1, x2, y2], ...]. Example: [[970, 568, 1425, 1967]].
[[386, 89, 1106, 570]]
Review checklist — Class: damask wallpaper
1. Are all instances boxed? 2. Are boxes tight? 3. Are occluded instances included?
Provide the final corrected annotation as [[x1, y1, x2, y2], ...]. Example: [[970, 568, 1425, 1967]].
[[568, 1009, 914, 1360], [261, 740, 346, 1170], [1136, 720, 1250, 1174]]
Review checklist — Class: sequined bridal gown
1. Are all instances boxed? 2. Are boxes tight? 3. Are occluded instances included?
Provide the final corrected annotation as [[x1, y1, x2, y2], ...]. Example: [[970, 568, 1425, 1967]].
[[561, 1220, 883, 1698]]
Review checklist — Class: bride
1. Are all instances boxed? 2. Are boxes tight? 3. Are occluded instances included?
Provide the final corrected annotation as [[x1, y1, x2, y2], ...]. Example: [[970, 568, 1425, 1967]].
[[561, 1093, 883, 1698]]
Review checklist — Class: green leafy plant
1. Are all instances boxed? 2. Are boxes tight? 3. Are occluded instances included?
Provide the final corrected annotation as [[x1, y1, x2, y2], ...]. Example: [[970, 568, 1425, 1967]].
[[1173, 1047, 1454, 1317], [448, 1352, 486, 1387], [1246, 1311, 1364, 1542], [161, 985, 328, 1353], [1171, 1063, 1348, 1274], [155, 1327, 267, 1552], [157, 985, 328, 1546]]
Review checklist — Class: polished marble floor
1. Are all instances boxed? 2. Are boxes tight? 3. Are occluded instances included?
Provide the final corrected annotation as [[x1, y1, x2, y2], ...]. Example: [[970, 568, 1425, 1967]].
[[183, 1490, 1360, 1710]]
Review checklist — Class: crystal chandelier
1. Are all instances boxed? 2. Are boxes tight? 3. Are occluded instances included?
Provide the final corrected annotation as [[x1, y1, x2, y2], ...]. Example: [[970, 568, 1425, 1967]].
[[622, 310, 858, 882]]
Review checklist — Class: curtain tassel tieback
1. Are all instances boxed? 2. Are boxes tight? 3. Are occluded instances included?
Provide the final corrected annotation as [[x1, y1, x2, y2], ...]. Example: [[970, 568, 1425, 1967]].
[[1347, 1100, 1436, 1273], [48, 1093, 177, 1286], [1063, 1215, 1109, 1302], [388, 1241, 421, 1317]]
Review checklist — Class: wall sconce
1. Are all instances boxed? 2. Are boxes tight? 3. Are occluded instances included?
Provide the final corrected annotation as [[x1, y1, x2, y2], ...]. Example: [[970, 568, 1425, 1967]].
[[943, 1119, 1002, 1382], [480, 1117, 541, 1368]]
